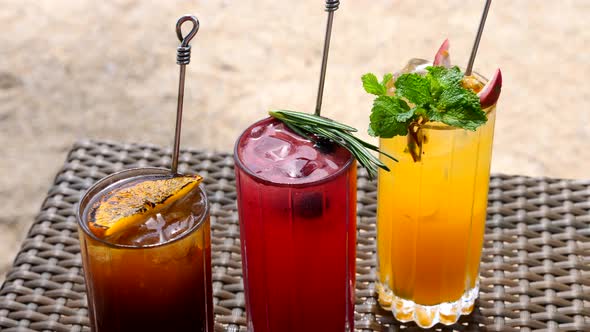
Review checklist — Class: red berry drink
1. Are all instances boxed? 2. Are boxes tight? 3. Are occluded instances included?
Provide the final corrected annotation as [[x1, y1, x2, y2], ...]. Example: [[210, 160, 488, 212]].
[[234, 117, 357, 332]]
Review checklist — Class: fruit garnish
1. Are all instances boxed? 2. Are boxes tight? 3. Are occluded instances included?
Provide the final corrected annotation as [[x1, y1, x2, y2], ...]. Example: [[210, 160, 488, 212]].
[[478, 68, 502, 108], [293, 192, 324, 219], [433, 39, 503, 107], [433, 39, 451, 68], [89, 174, 203, 238], [361, 40, 503, 161], [362, 66, 486, 136]]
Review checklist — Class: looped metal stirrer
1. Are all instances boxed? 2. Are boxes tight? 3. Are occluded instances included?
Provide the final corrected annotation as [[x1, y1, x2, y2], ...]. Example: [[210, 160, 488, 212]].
[[314, 0, 340, 116], [171, 15, 200, 174], [465, 0, 492, 76]]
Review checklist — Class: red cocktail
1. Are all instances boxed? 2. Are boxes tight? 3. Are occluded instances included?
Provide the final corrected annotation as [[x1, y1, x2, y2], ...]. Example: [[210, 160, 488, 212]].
[[234, 117, 357, 332]]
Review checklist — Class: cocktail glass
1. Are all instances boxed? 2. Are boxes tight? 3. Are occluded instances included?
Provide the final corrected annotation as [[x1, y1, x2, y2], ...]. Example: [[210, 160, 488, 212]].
[[376, 59, 497, 328], [77, 168, 213, 332], [234, 117, 357, 331]]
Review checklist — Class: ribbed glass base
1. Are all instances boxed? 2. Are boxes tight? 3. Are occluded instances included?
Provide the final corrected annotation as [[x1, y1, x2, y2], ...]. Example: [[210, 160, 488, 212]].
[[377, 282, 479, 328]]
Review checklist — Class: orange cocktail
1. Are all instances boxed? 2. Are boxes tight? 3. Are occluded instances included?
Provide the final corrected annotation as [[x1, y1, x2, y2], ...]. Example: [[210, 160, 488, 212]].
[[374, 59, 498, 328]]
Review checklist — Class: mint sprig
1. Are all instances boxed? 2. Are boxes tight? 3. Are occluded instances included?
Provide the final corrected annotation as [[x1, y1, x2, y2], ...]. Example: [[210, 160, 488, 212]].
[[362, 66, 487, 139], [368, 96, 412, 137], [361, 73, 392, 96]]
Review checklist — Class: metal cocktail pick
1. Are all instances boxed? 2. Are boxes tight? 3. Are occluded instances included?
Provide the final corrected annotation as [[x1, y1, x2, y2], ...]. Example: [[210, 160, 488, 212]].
[[171, 15, 200, 174], [465, 0, 492, 76], [314, 0, 340, 116]]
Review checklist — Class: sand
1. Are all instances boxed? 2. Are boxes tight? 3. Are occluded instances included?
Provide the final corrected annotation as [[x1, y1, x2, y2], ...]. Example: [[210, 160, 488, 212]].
[[1, 0, 589, 283]]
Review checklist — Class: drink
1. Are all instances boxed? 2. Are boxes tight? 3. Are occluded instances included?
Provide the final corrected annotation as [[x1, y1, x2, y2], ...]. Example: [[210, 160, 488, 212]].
[[77, 168, 213, 332], [375, 59, 497, 327], [234, 117, 357, 331]]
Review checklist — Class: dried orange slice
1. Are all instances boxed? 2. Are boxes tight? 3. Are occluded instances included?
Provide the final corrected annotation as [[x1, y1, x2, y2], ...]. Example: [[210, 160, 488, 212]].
[[88, 174, 203, 238]]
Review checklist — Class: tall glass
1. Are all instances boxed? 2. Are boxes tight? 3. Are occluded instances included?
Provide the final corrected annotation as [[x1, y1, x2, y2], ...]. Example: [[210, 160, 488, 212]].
[[234, 118, 357, 331], [77, 168, 213, 332], [376, 59, 497, 328]]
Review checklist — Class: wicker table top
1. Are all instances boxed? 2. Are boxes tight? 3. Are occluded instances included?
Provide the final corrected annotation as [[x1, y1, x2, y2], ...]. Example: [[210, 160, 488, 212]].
[[0, 139, 588, 332]]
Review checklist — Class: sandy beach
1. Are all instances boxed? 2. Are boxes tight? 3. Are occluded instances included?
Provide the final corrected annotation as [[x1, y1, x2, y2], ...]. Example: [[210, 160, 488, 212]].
[[1, 0, 589, 282]]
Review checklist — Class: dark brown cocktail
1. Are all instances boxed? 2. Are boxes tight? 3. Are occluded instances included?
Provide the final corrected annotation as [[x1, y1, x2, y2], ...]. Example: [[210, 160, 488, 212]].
[[77, 168, 213, 332]]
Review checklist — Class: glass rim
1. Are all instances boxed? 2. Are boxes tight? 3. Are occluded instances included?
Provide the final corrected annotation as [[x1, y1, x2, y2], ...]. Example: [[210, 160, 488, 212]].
[[403, 58, 496, 131], [76, 167, 210, 249], [233, 117, 355, 188]]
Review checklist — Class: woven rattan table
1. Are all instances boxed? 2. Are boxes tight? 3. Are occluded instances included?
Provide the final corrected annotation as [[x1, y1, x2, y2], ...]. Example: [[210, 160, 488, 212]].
[[1, 140, 588, 332]]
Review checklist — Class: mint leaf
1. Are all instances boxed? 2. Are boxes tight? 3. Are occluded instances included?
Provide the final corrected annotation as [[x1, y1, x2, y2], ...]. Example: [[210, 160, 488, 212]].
[[434, 87, 486, 130], [426, 66, 464, 99], [369, 111, 409, 138], [425, 105, 443, 123], [426, 66, 463, 87], [397, 107, 416, 122], [414, 107, 430, 119], [394, 73, 431, 105], [362, 73, 386, 96], [381, 73, 393, 87], [373, 96, 412, 121], [362, 65, 488, 141], [369, 96, 413, 138]]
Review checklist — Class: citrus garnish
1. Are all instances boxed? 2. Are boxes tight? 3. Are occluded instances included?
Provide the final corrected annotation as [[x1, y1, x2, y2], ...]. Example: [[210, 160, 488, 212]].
[[88, 174, 203, 238]]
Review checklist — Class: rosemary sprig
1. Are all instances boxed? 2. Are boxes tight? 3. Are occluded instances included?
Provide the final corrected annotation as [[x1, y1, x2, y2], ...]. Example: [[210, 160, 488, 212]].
[[269, 110, 397, 180]]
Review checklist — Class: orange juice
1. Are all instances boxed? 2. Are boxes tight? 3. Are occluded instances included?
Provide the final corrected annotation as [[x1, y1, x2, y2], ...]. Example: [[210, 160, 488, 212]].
[[376, 73, 496, 327]]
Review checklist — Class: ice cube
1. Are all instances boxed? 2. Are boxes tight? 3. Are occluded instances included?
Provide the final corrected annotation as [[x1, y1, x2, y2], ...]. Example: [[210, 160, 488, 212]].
[[253, 136, 294, 161], [129, 230, 161, 246], [249, 125, 264, 139], [169, 186, 206, 216], [145, 213, 167, 243], [398, 58, 431, 76], [118, 220, 162, 246], [102, 214, 163, 246], [300, 160, 320, 177], [295, 145, 318, 160], [163, 214, 193, 240], [281, 158, 320, 178]]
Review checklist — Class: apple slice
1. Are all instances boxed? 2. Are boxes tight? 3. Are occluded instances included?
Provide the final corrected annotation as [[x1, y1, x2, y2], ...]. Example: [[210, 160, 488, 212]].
[[433, 39, 451, 67], [478, 68, 502, 108]]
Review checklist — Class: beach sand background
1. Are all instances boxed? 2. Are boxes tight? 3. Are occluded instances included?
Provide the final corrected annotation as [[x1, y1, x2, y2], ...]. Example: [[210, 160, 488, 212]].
[[1, 0, 589, 283]]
